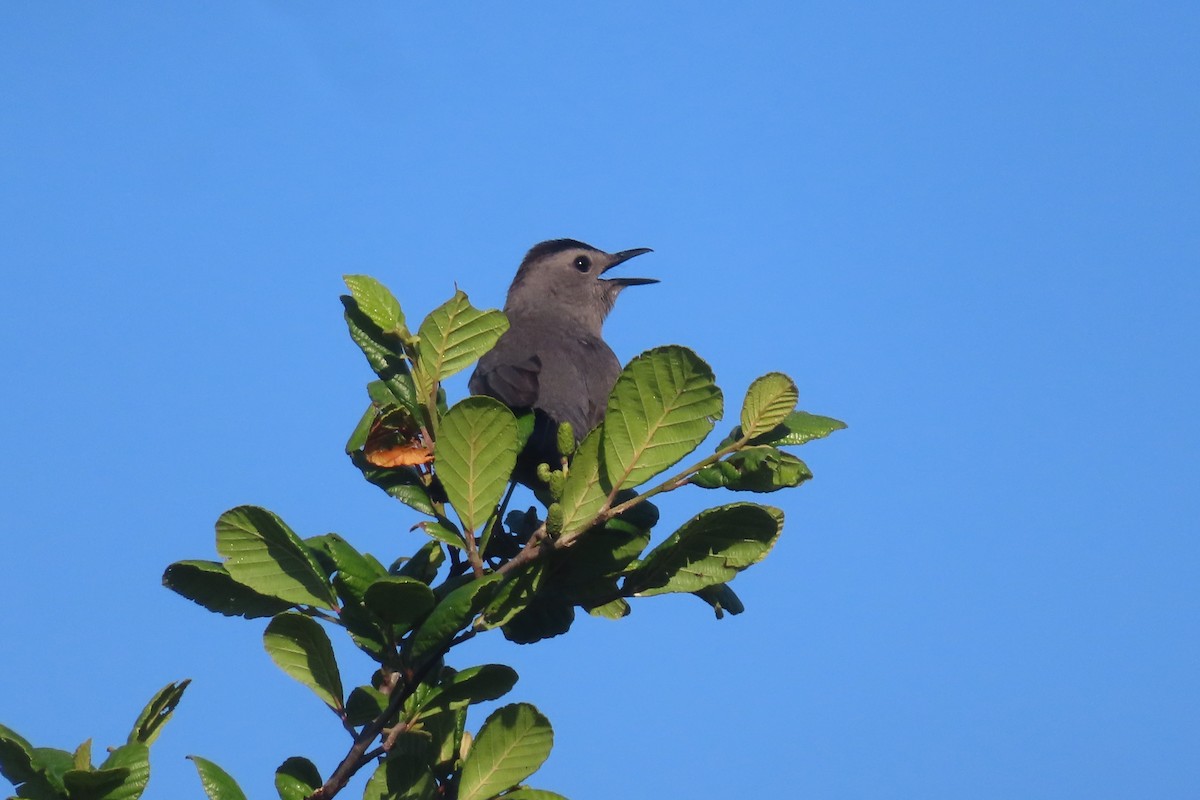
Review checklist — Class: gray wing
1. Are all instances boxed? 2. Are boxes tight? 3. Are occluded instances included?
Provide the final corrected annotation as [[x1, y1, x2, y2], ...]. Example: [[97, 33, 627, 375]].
[[469, 351, 542, 410]]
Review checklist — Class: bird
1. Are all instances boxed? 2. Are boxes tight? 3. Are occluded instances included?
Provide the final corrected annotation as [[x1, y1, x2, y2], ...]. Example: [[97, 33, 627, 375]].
[[469, 239, 656, 484]]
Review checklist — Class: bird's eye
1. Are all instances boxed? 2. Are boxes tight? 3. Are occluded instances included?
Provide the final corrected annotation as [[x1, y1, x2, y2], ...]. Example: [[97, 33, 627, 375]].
[[573, 256, 591, 273]]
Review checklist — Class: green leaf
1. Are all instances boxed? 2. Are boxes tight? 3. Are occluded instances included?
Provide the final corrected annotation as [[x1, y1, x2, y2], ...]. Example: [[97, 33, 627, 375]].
[[740, 372, 798, 440], [31, 747, 74, 794], [363, 748, 436, 800], [0, 723, 40, 789], [344, 274, 408, 335], [274, 756, 321, 800], [306, 533, 387, 603], [263, 613, 344, 712], [691, 447, 812, 493], [602, 346, 723, 490], [189, 756, 247, 800], [92, 742, 150, 800], [501, 790, 570, 800], [556, 427, 611, 540], [345, 685, 388, 726], [409, 573, 503, 664], [163, 560, 293, 619], [351, 454, 436, 516], [363, 576, 437, 632], [415, 520, 465, 549], [394, 541, 445, 585], [585, 598, 630, 619], [215, 506, 336, 610], [345, 403, 376, 454], [128, 680, 189, 746], [720, 410, 848, 449], [626, 503, 783, 596], [692, 583, 745, 619], [342, 296, 421, 419], [418, 665, 519, 717], [72, 738, 92, 771], [63, 765, 130, 799], [480, 561, 545, 630], [458, 704, 554, 800], [501, 597, 575, 645], [435, 397, 518, 533], [414, 290, 508, 391]]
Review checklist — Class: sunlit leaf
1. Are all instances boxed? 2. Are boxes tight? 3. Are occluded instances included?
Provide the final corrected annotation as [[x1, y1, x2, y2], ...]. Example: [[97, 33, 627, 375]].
[[129, 680, 189, 746], [626, 503, 783, 596], [458, 704, 554, 800], [189, 756, 247, 800], [435, 397, 518, 533], [344, 275, 408, 335], [215, 506, 336, 610], [556, 427, 611, 541], [602, 346, 723, 490], [740, 372, 798, 440], [414, 290, 508, 398]]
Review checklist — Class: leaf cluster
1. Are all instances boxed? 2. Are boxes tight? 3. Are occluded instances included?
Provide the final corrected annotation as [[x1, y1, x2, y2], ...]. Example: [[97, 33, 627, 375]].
[[4, 275, 843, 800]]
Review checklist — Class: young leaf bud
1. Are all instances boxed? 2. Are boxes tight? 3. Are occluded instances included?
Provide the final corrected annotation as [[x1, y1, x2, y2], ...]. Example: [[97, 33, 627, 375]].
[[556, 421, 576, 458], [546, 502, 564, 535]]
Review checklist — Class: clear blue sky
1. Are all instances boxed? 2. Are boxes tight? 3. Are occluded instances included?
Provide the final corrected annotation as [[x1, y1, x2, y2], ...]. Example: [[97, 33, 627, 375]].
[[2, 3, 1197, 798]]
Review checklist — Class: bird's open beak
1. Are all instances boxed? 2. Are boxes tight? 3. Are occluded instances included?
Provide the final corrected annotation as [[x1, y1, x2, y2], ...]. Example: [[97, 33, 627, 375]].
[[603, 247, 658, 286]]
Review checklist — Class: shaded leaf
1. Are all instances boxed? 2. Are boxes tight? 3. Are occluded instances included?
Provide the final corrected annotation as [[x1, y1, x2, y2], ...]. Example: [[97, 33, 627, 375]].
[[351, 453, 436, 516], [215, 506, 336, 610], [502, 790, 570, 800], [740, 372, 798, 439], [602, 346, 723, 490], [393, 541, 444, 585], [626, 503, 783, 596], [305, 533, 387, 602], [363, 576, 437, 632], [345, 686, 388, 726], [343, 293, 420, 404], [274, 757, 322, 800], [416, 520, 464, 549], [363, 745, 436, 800], [0, 724, 39, 788], [189, 756, 247, 800], [163, 560, 293, 619], [458, 704, 554, 800], [435, 397, 518, 533], [692, 583, 745, 619], [409, 573, 503, 664], [501, 596, 574, 645], [263, 613, 344, 712], [129, 680, 189, 746], [691, 447, 812, 493], [480, 561, 545, 629], [417, 664, 519, 719], [345, 402, 376, 454], [63, 765, 129, 798]]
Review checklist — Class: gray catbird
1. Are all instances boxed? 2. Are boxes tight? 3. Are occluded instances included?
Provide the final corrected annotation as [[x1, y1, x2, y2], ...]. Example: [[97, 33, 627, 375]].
[[469, 239, 656, 481]]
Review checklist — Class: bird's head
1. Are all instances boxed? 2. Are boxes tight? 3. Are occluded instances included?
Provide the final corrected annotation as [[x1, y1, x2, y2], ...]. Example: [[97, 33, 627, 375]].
[[505, 239, 657, 335]]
